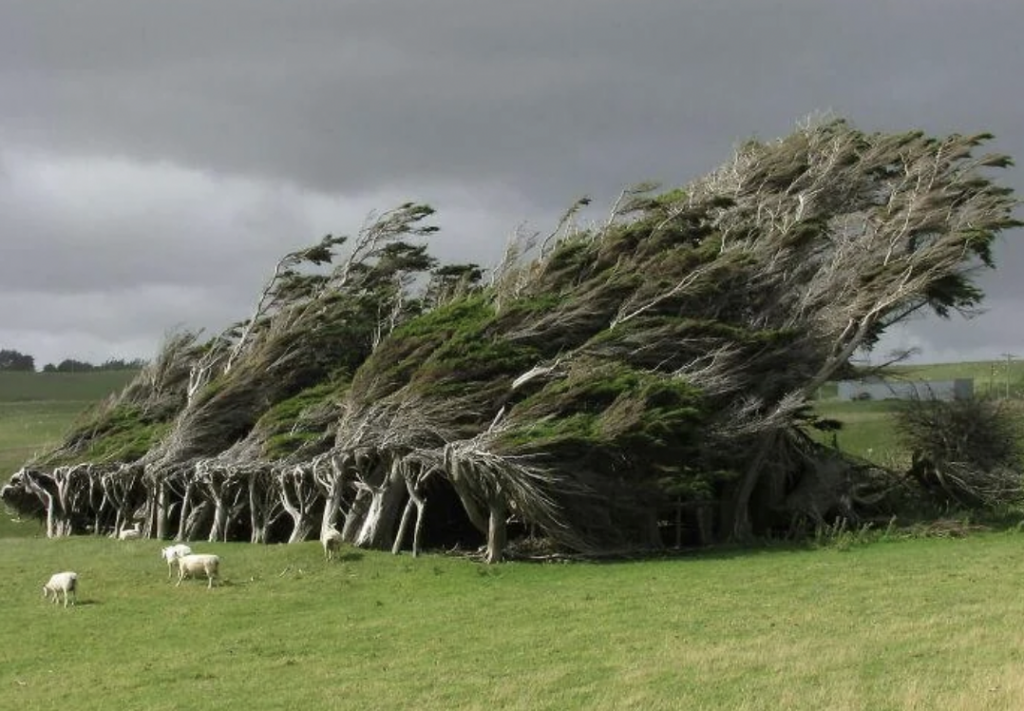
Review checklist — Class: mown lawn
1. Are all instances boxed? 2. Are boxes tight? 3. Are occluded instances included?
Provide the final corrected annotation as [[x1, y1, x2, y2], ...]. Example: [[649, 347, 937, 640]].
[[3, 534, 1024, 710]]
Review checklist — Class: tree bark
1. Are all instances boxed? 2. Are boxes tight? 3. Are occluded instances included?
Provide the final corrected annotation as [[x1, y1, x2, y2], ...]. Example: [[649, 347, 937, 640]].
[[486, 499, 508, 564], [727, 430, 778, 541], [155, 480, 169, 540], [354, 473, 406, 549], [177, 481, 194, 541]]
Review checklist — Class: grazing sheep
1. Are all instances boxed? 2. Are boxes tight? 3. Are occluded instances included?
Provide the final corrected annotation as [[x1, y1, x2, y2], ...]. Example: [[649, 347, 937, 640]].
[[175, 554, 220, 589], [42, 571, 78, 608], [322, 528, 343, 561], [118, 522, 141, 540], [160, 544, 193, 578]]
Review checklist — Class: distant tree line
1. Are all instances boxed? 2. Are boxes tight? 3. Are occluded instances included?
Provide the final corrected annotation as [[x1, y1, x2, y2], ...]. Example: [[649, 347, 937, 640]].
[[0, 349, 35, 371], [0, 348, 146, 373]]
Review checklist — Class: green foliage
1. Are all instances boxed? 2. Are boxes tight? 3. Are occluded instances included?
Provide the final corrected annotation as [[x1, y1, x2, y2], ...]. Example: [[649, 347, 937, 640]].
[[500, 363, 716, 501], [350, 294, 500, 401], [46, 404, 170, 464], [398, 295, 541, 397], [0, 348, 35, 371], [79, 420, 171, 463], [254, 380, 343, 458], [255, 381, 340, 433], [263, 431, 326, 459]]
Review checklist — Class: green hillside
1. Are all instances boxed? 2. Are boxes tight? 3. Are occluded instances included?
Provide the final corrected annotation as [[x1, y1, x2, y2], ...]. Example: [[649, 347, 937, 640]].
[[0, 370, 138, 402], [889, 360, 1024, 398], [0, 371, 140, 533], [815, 360, 1024, 464]]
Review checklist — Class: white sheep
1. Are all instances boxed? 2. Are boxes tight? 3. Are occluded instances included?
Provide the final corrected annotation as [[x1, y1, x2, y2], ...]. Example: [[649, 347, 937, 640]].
[[42, 571, 78, 608], [160, 544, 193, 578], [175, 554, 220, 588], [322, 528, 343, 561], [118, 522, 141, 540]]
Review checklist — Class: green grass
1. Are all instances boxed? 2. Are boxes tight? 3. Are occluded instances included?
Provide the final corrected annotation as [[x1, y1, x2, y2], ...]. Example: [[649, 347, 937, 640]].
[[0, 372, 137, 537], [813, 360, 1024, 463], [0, 401, 94, 473], [889, 360, 1024, 397], [4, 535, 1024, 709], [0, 370, 137, 402], [813, 399, 906, 462], [5, 369, 1024, 708]]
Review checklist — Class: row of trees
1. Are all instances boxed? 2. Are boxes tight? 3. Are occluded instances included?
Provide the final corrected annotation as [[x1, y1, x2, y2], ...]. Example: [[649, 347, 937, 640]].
[[0, 349, 145, 373], [2, 118, 1021, 560]]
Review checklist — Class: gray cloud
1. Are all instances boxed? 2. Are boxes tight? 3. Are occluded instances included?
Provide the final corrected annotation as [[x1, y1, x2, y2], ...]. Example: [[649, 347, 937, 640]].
[[1, 0, 1022, 366]]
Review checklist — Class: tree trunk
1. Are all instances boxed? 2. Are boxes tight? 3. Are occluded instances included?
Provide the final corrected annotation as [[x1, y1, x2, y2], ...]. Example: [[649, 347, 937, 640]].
[[155, 481, 169, 540], [726, 430, 778, 541], [341, 488, 372, 542], [486, 499, 507, 564], [286, 512, 314, 544], [177, 482, 194, 541], [393, 499, 415, 555], [392, 479, 427, 557], [354, 475, 406, 550], [320, 473, 348, 540], [182, 501, 210, 541], [249, 475, 267, 544], [208, 495, 227, 543]]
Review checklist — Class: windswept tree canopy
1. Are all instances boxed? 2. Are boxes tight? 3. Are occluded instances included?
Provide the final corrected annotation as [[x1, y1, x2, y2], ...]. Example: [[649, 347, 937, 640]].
[[3, 118, 1020, 559]]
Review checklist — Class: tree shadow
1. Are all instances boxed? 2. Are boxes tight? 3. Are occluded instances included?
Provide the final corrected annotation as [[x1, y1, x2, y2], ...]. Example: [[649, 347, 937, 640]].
[[330, 551, 364, 563]]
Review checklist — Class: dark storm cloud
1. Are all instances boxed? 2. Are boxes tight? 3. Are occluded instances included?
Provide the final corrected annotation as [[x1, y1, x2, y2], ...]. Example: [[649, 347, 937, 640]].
[[6, 1, 1021, 199], [0, 0, 1022, 364]]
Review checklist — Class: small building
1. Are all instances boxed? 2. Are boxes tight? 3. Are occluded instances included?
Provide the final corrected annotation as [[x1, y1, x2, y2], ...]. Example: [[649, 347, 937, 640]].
[[836, 377, 973, 402]]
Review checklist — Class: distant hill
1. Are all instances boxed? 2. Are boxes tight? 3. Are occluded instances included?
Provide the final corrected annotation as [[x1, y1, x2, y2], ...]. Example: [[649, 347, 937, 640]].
[[0, 370, 140, 403], [828, 360, 1024, 399]]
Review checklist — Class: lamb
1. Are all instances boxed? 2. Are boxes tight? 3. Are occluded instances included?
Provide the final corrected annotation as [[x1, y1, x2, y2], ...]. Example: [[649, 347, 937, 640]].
[[160, 544, 193, 578], [322, 528, 343, 561], [118, 522, 141, 540], [175, 554, 220, 588], [42, 571, 78, 608]]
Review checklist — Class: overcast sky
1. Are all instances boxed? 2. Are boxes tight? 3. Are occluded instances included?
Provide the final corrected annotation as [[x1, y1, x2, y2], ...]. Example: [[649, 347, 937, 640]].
[[1, 1, 1022, 368]]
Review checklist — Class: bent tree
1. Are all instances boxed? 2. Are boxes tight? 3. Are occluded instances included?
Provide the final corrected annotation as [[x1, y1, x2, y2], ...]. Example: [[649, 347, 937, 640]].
[[2, 117, 1019, 557]]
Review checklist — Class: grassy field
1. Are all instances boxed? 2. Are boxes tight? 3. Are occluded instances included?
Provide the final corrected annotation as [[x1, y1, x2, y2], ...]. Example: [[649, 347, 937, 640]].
[[4, 365, 1024, 709], [0, 370, 137, 402], [813, 361, 1024, 462], [4, 534, 1024, 710], [890, 360, 1024, 398], [813, 399, 906, 463], [0, 371, 137, 536]]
